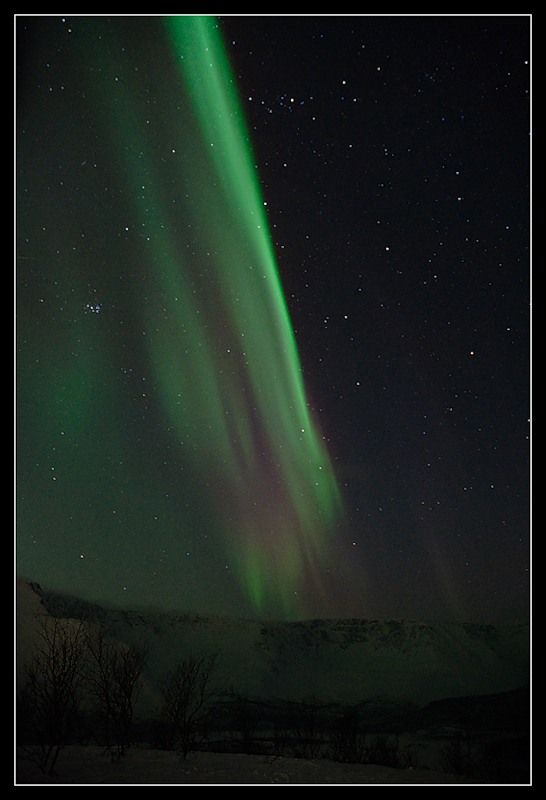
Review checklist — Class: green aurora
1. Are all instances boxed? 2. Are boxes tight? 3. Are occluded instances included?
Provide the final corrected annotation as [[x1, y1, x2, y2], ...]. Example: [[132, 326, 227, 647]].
[[159, 16, 343, 612], [18, 16, 344, 616]]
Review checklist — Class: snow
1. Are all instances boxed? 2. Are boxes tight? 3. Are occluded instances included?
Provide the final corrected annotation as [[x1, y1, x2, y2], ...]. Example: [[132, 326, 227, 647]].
[[16, 746, 473, 785], [15, 580, 529, 785], [16, 578, 48, 682]]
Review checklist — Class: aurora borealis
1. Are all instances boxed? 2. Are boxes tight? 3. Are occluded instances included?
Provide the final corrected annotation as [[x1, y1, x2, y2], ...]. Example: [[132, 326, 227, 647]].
[[17, 15, 343, 617], [152, 16, 344, 611], [17, 15, 530, 623]]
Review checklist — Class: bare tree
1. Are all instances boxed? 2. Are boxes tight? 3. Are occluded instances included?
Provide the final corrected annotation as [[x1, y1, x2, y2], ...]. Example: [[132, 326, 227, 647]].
[[160, 655, 216, 759], [17, 617, 86, 776], [84, 626, 147, 761]]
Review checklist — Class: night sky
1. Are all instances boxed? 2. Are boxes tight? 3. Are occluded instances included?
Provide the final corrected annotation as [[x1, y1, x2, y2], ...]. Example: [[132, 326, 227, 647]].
[[16, 14, 530, 623]]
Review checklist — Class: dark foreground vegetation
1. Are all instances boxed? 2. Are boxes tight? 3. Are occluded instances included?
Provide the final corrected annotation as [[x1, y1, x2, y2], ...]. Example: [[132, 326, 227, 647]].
[[17, 617, 529, 784]]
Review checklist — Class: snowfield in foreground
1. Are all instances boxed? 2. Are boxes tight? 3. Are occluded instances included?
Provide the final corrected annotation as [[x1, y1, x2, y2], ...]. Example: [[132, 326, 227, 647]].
[[17, 746, 474, 785]]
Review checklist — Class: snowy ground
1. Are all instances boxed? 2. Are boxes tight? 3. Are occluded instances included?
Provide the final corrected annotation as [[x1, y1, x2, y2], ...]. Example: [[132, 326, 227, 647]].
[[16, 746, 477, 784]]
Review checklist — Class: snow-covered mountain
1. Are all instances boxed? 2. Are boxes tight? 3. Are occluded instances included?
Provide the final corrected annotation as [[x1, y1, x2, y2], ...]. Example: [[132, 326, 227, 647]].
[[16, 578, 529, 711]]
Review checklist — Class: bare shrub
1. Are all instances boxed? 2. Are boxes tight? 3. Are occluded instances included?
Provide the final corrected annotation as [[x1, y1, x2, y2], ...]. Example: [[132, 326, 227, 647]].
[[160, 655, 216, 758], [84, 626, 147, 761], [17, 617, 86, 775]]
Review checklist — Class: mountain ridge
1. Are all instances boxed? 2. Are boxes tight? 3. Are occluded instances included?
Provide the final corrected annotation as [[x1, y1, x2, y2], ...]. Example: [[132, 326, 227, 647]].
[[16, 576, 529, 628], [16, 578, 529, 709]]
